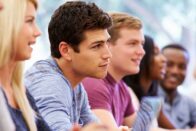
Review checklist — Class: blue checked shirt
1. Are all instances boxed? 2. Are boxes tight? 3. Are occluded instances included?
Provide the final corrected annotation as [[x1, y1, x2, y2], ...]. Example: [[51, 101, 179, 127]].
[[132, 96, 161, 131], [24, 57, 98, 131]]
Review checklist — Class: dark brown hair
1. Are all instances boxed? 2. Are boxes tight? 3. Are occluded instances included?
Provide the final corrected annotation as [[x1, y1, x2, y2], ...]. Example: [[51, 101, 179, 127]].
[[48, 1, 112, 58]]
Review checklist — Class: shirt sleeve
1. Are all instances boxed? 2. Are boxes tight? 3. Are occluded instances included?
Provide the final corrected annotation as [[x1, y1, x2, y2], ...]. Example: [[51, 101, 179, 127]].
[[79, 85, 99, 125], [25, 74, 73, 131], [188, 97, 196, 127], [82, 78, 112, 111], [26, 90, 51, 131], [123, 83, 135, 117]]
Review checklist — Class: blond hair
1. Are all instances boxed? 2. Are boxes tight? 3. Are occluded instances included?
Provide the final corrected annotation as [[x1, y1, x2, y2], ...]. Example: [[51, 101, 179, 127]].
[[0, 0, 38, 130], [108, 12, 143, 44]]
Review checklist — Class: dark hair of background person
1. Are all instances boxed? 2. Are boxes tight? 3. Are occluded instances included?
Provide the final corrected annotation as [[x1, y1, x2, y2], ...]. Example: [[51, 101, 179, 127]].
[[162, 43, 189, 61], [48, 1, 112, 58], [123, 35, 157, 101]]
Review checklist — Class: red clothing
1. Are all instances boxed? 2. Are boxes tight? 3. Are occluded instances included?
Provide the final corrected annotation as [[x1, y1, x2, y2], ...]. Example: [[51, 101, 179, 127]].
[[82, 73, 135, 126]]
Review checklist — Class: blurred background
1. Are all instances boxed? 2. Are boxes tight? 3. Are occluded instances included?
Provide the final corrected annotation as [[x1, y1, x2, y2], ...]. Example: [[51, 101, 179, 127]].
[[26, 0, 196, 95]]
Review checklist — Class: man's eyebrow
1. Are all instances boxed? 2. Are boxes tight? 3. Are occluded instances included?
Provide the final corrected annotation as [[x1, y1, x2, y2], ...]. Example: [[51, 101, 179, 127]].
[[91, 40, 106, 44]]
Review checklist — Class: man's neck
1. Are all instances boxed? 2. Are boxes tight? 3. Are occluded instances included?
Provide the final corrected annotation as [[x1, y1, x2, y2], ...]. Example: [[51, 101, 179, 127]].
[[108, 65, 124, 82], [54, 57, 84, 88], [164, 88, 178, 105]]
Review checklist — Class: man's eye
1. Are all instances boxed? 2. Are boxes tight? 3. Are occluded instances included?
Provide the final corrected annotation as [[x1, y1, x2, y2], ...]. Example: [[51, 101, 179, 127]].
[[26, 19, 33, 23], [129, 42, 136, 45], [92, 44, 101, 49]]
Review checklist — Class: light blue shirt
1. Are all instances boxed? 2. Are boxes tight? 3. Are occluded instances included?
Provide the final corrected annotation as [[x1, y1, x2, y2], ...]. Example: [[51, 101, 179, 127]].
[[158, 86, 196, 129], [24, 57, 98, 131]]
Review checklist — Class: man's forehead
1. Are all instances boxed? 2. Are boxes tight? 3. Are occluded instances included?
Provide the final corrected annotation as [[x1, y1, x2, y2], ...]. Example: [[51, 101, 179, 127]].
[[163, 48, 189, 62], [83, 29, 110, 41], [163, 48, 186, 55]]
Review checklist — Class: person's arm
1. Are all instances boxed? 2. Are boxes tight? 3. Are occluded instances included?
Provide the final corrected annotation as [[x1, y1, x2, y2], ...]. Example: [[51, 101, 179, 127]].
[[71, 123, 130, 131], [127, 87, 140, 111], [123, 112, 137, 128], [150, 128, 169, 131], [71, 123, 109, 131], [82, 78, 128, 131], [25, 75, 74, 131], [151, 128, 196, 131], [26, 90, 51, 131], [158, 109, 176, 129], [79, 86, 99, 125], [188, 98, 196, 128], [92, 109, 119, 130], [122, 86, 137, 128]]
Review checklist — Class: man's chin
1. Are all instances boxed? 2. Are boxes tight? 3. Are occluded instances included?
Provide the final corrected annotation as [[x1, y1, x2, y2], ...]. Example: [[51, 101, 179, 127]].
[[162, 82, 177, 89], [91, 72, 108, 79], [129, 68, 140, 75]]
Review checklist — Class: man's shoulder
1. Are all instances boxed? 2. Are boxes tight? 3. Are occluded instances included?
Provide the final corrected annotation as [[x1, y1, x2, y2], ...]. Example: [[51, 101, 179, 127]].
[[25, 58, 64, 80], [24, 59, 70, 93], [82, 77, 112, 99], [26, 58, 56, 73], [179, 93, 196, 106]]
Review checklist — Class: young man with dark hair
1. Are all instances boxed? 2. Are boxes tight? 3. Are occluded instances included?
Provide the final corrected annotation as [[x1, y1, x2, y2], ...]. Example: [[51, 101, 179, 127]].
[[24, 1, 112, 131]]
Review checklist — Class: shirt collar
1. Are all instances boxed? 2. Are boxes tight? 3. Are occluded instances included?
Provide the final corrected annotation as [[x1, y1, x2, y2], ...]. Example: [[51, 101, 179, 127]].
[[158, 85, 181, 106]]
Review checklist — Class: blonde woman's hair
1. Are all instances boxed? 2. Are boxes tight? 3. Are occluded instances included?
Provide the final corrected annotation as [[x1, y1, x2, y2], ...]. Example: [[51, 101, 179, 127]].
[[108, 12, 143, 44], [0, 0, 38, 131]]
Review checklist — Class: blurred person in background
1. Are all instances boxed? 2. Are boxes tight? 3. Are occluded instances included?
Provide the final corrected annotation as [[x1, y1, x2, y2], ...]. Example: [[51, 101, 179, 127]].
[[158, 44, 196, 129], [123, 35, 176, 129]]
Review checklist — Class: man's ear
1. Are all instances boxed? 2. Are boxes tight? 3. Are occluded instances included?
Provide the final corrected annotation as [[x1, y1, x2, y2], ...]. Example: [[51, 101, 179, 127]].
[[59, 41, 72, 61]]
